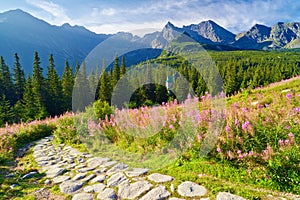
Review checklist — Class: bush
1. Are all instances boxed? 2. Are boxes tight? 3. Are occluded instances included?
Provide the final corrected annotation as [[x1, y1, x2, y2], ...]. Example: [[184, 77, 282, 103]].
[[53, 116, 81, 145], [93, 100, 114, 120]]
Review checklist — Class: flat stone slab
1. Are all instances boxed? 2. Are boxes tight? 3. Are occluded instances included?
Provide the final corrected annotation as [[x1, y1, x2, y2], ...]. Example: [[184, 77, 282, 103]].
[[72, 193, 94, 200], [87, 157, 111, 168], [216, 192, 246, 200], [59, 180, 83, 194], [46, 167, 65, 178], [90, 175, 106, 183], [148, 173, 174, 183], [106, 163, 128, 175], [53, 175, 70, 184], [125, 168, 149, 177], [82, 174, 96, 183], [101, 161, 117, 168], [118, 181, 152, 199], [177, 181, 207, 197], [84, 183, 106, 193], [77, 166, 96, 173], [97, 188, 117, 200], [72, 172, 87, 181], [107, 172, 129, 187], [140, 185, 171, 200]]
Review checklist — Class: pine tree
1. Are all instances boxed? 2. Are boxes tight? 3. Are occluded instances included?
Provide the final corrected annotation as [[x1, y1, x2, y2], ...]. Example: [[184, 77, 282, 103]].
[[120, 56, 126, 77], [46, 54, 63, 116], [23, 76, 37, 121], [0, 56, 16, 104], [98, 70, 111, 102], [88, 69, 97, 99], [32, 52, 47, 114], [0, 94, 14, 126], [112, 55, 120, 87], [73, 61, 92, 111], [62, 60, 74, 111], [13, 53, 26, 101]]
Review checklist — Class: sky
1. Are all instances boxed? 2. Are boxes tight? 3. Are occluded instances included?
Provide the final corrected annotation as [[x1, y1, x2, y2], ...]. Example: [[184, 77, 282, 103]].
[[1, 0, 300, 36]]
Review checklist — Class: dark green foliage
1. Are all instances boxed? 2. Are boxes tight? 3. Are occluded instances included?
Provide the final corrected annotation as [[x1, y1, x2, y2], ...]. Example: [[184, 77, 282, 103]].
[[46, 54, 63, 116], [61, 60, 74, 111], [13, 53, 25, 101]]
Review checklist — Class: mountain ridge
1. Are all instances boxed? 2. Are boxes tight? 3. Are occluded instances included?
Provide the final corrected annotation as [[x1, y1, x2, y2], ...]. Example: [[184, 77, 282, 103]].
[[1, 9, 300, 74]]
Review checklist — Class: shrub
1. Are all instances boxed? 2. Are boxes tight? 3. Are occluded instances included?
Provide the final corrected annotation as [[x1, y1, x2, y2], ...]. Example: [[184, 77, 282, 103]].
[[53, 116, 81, 145], [93, 100, 114, 120]]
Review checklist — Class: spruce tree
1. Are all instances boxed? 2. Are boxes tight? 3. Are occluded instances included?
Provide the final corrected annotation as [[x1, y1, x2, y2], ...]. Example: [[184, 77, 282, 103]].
[[112, 55, 120, 87], [62, 60, 74, 111], [13, 53, 26, 101], [46, 54, 63, 116], [32, 52, 47, 113], [120, 56, 126, 77], [23, 76, 37, 121], [0, 56, 16, 104], [0, 94, 14, 126]]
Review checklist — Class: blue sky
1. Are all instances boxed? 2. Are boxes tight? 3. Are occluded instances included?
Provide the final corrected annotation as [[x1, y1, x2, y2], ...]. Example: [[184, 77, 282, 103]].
[[1, 0, 300, 36]]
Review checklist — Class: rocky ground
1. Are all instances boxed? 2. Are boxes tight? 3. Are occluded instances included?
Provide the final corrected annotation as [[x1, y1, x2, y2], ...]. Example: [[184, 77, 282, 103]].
[[23, 136, 248, 200]]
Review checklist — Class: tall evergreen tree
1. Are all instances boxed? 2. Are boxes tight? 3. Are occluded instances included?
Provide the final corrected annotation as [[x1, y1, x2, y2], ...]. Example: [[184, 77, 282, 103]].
[[32, 52, 47, 111], [23, 76, 37, 121], [13, 53, 26, 101], [0, 56, 15, 104], [120, 56, 126, 77], [0, 94, 14, 126], [112, 55, 120, 87], [46, 54, 63, 116], [62, 60, 74, 111]]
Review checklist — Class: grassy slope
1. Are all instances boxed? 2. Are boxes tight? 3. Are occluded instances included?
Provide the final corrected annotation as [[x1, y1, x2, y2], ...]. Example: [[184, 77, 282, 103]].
[[157, 76, 300, 200]]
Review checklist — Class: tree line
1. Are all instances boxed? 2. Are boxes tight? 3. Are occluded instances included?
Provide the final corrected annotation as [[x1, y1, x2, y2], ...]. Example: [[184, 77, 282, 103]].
[[0, 50, 299, 126]]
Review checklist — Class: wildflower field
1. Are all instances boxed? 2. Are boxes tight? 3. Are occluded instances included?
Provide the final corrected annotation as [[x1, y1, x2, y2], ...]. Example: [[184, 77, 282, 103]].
[[0, 76, 299, 199]]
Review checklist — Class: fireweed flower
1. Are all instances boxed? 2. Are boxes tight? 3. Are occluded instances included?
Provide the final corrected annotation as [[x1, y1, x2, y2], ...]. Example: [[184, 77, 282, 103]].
[[278, 139, 284, 147], [234, 118, 240, 126], [288, 132, 294, 138], [169, 124, 174, 130], [286, 93, 293, 99], [196, 134, 202, 142], [225, 125, 231, 132], [242, 121, 251, 131], [294, 107, 300, 113], [216, 147, 222, 153], [232, 102, 238, 108], [241, 107, 248, 112]]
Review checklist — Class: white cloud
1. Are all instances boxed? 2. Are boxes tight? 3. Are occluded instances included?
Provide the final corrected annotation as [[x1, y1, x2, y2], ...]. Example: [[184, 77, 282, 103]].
[[101, 8, 116, 16], [25, 0, 71, 25]]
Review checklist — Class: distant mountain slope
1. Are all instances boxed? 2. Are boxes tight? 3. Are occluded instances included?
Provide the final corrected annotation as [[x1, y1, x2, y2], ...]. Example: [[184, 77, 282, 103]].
[[0, 9, 110, 75], [1, 9, 300, 75]]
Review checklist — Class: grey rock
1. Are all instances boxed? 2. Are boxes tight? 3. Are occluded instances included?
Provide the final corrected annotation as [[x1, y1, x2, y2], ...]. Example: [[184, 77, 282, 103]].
[[82, 174, 97, 183], [97, 188, 117, 200], [125, 168, 149, 177], [75, 163, 86, 169], [72, 172, 87, 181], [101, 161, 117, 168], [94, 168, 107, 174], [169, 198, 185, 200], [10, 184, 18, 189], [87, 157, 111, 168], [107, 172, 129, 187], [69, 148, 82, 156], [53, 175, 70, 184], [90, 175, 106, 183], [77, 158, 85, 163], [72, 193, 94, 200], [59, 180, 83, 194], [83, 183, 106, 193], [77, 166, 96, 173], [118, 181, 152, 199], [46, 167, 65, 178], [177, 181, 207, 197], [148, 173, 174, 183], [140, 185, 171, 200], [106, 163, 128, 175], [20, 171, 37, 180], [44, 179, 52, 185], [216, 192, 246, 200]]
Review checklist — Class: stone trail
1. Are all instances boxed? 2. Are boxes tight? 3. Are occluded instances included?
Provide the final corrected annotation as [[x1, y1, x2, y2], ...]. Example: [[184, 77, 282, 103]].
[[32, 136, 246, 200]]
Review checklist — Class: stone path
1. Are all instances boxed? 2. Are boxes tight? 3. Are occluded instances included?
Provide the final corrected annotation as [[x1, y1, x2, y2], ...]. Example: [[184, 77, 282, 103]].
[[32, 136, 246, 200]]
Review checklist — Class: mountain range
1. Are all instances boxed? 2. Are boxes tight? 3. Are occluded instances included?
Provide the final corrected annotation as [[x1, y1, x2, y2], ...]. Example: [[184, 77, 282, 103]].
[[0, 9, 300, 74]]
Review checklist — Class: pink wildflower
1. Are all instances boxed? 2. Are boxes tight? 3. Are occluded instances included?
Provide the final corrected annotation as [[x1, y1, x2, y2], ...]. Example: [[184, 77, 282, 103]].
[[286, 93, 293, 99], [216, 147, 222, 153], [225, 125, 231, 132]]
